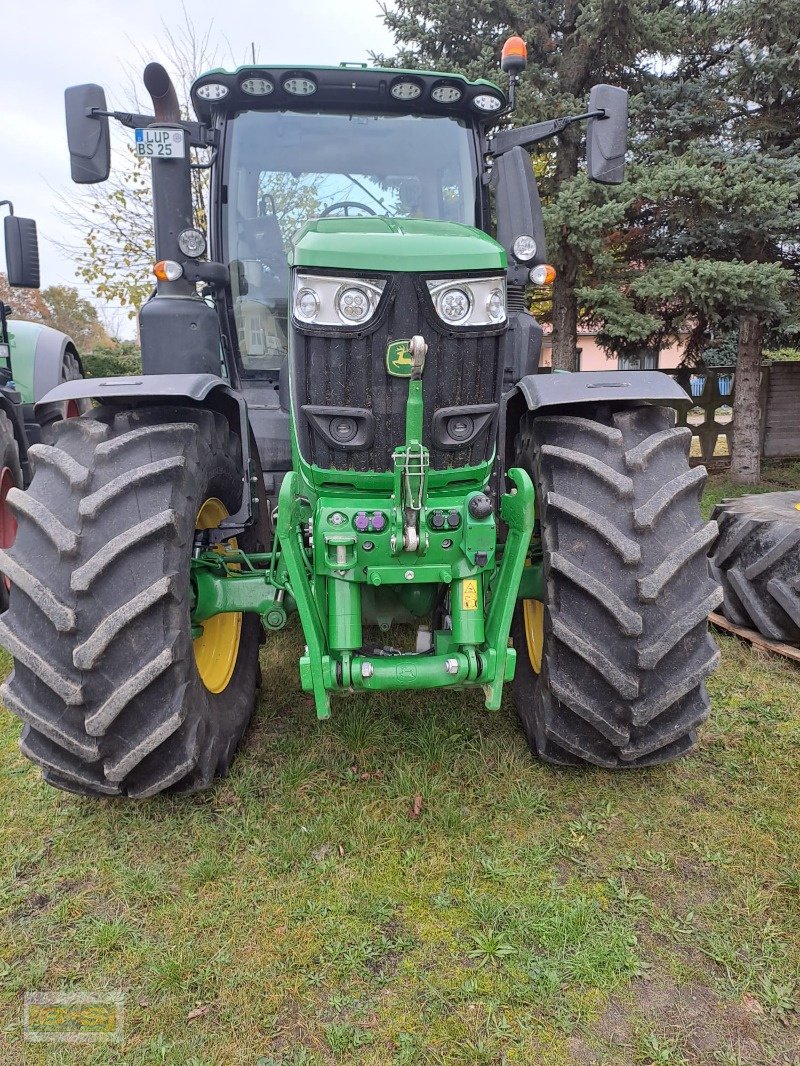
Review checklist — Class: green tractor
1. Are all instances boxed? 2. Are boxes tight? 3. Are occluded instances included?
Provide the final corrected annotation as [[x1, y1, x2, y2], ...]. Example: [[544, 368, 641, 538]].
[[0, 39, 721, 797], [0, 203, 87, 610]]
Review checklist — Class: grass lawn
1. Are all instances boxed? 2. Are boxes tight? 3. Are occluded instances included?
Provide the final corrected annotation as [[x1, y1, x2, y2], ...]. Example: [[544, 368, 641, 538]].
[[1, 462, 799, 1065]]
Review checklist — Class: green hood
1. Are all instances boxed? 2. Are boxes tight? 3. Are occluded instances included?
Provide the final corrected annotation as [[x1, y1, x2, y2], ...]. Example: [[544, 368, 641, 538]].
[[289, 218, 506, 274]]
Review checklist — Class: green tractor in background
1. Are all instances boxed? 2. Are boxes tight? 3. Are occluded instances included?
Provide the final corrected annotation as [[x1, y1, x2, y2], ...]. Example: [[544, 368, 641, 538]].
[[0, 203, 87, 609], [0, 37, 721, 798]]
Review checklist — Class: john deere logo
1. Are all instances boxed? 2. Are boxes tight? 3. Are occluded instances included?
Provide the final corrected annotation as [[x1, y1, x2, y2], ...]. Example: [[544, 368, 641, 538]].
[[386, 339, 414, 377]]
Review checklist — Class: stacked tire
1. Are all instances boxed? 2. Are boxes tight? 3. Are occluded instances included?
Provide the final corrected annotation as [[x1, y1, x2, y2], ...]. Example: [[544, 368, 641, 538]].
[[709, 492, 800, 642]]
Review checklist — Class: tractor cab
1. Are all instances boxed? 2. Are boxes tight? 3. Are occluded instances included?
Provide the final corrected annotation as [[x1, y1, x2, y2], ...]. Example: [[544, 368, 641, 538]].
[[186, 60, 626, 490], [198, 67, 497, 380]]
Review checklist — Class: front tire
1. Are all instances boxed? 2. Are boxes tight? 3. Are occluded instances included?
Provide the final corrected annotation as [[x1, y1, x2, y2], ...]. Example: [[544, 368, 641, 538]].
[[511, 405, 721, 768], [0, 406, 261, 797]]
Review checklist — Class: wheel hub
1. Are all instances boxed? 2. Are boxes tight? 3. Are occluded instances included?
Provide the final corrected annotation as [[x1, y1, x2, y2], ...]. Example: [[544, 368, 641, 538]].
[[193, 498, 241, 693]]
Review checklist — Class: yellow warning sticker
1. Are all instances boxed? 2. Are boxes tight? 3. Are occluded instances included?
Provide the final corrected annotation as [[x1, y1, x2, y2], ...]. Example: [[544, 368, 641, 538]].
[[461, 579, 479, 611]]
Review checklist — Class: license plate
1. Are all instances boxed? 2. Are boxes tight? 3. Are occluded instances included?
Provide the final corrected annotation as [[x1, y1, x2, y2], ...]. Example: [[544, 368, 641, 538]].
[[134, 127, 186, 158]]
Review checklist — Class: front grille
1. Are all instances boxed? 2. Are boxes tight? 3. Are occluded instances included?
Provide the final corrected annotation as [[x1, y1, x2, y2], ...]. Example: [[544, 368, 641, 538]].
[[292, 273, 506, 472]]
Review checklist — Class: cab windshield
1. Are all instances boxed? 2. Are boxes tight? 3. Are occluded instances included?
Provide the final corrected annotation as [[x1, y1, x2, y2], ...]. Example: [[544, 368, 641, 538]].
[[223, 109, 479, 374]]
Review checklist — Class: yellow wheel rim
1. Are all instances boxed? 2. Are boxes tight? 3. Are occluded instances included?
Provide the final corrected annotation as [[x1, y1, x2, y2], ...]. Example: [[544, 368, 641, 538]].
[[193, 498, 241, 694], [523, 599, 544, 675]]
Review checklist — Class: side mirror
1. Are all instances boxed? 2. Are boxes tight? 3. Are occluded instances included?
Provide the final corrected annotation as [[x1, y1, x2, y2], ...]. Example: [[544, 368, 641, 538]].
[[493, 146, 548, 287], [65, 84, 111, 184], [4, 215, 40, 288], [586, 85, 628, 185]]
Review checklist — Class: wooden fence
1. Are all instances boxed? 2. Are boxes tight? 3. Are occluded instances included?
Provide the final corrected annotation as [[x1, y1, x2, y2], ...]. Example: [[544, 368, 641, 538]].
[[660, 363, 800, 468]]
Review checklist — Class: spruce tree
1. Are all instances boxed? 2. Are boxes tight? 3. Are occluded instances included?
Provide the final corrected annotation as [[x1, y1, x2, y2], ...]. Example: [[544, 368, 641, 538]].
[[375, 0, 688, 370], [594, 0, 799, 482]]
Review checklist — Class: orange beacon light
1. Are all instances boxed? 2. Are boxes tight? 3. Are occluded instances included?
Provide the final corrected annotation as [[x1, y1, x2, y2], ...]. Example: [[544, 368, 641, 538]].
[[501, 36, 528, 74]]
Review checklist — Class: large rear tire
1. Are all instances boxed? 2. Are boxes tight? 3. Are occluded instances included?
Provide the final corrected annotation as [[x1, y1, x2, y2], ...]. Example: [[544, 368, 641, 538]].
[[36, 345, 91, 444], [0, 406, 262, 797], [709, 491, 800, 641], [511, 405, 721, 768]]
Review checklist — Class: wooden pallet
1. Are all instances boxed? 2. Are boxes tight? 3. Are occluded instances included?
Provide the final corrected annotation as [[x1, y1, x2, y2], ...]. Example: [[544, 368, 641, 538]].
[[709, 611, 800, 665]]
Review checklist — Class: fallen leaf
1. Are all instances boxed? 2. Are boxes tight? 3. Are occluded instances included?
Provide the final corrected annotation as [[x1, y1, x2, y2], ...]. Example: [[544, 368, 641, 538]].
[[741, 994, 765, 1015], [409, 794, 423, 819]]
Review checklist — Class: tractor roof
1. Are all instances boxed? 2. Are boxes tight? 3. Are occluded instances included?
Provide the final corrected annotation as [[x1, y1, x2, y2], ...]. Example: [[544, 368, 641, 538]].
[[191, 64, 507, 125]]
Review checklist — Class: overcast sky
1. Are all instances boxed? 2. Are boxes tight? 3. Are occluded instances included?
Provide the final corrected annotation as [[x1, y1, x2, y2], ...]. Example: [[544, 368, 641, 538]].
[[3, 0, 395, 335]]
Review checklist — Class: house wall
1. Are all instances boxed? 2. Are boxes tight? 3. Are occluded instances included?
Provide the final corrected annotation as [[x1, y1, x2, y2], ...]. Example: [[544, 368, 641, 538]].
[[539, 334, 685, 371]]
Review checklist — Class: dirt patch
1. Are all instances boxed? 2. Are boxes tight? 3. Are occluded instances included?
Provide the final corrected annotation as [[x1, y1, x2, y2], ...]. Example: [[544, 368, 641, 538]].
[[364, 918, 408, 979], [593, 977, 799, 1064], [594, 998, 634, 1045], [566, 1033, 602, 1064], [11, 890, 50, 921]]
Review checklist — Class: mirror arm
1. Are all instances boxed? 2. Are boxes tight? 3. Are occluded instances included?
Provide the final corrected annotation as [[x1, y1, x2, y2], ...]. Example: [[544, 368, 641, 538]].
[[91, 108, 217, 149], [490, 109, 605, 155]]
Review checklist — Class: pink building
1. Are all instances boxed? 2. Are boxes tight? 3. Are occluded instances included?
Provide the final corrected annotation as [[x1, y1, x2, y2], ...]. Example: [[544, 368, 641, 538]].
[[540, 328, 685, 371]]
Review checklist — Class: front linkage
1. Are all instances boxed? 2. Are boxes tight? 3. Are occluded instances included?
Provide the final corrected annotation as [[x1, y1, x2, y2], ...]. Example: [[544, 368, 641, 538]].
[[191, 336, 536, 718]]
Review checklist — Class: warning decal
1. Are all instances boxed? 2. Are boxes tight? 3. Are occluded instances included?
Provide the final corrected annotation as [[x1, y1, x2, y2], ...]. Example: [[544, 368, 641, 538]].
[[461, 579, 479, 611]]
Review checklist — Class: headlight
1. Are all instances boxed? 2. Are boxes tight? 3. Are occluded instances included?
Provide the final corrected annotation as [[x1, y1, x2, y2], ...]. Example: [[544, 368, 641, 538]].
[[337, 286, 372, 324], [512, 235, 537, 262], [439, 287, 471, 323], [293, 274, 386, 327], [196, 83, 229, 101], [427, 276, 506, 327], [296, 288, 320, 322], [473, 93, 504, 112]]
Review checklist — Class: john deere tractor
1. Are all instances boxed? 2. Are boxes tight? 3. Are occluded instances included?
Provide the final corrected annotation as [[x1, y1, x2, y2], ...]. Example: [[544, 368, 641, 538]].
[[0, 39, 721, 797]]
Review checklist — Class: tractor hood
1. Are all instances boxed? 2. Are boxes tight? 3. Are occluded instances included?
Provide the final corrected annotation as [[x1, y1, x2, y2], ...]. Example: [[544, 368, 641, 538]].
[[289, 218, 506, 274]]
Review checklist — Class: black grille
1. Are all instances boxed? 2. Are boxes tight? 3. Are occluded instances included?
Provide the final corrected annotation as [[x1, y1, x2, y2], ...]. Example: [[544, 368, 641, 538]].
[[292, 273, 506, 472]]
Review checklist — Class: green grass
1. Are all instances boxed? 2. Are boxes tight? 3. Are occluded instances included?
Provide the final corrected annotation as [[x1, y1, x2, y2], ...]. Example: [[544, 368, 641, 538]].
[[1, 468, 799, 1064]]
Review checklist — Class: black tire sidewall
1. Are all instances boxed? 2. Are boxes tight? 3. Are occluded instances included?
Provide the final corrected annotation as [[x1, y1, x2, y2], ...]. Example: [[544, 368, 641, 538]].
[[178, 428, 263, 789]]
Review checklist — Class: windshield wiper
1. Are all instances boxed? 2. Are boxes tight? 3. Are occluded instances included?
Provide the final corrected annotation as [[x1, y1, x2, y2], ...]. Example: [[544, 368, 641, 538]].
[[343, 174, 390, 213]]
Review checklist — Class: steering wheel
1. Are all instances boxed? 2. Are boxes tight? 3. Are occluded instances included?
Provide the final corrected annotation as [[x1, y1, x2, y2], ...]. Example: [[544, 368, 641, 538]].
[[320, 201, 377, 218]]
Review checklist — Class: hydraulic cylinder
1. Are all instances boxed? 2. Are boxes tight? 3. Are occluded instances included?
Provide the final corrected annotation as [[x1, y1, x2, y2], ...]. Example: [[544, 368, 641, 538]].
[[327, 577, 363, 651]]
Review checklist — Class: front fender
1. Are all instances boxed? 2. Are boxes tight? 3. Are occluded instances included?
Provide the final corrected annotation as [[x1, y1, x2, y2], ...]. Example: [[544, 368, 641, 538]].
[[36, 373, 257, 534], [35, 372, 235, 410], [515, 369, 691, 411]]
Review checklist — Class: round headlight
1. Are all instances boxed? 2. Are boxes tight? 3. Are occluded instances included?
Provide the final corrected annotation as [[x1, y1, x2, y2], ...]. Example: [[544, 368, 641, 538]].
[[178, 228, 206, 259], [486, 288, 506, 322], [512, 235, 537, 261], [296, 288, 320, 321], [473, 93, 503, 112], [196, 83, 229, 101], [241, 77, 274, 96], [438, 287, 471, 324], [390, 79, 422, 101], [283, 75, 316, 96], [336, 286, 371, 324], [431, 84, 462, 104]]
